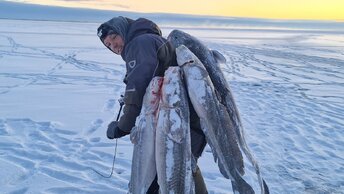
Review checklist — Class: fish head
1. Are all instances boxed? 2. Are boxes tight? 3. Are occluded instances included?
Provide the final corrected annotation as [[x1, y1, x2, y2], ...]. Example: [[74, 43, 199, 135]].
[[176, 45, 198, 67], [176, 45, 209, 80], [130, 126, 140, 144], [167, 29, 194, 48]]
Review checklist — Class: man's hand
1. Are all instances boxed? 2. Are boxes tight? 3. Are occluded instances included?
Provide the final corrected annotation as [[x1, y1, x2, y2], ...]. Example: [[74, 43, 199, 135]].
[[107, 121, 130, 139]]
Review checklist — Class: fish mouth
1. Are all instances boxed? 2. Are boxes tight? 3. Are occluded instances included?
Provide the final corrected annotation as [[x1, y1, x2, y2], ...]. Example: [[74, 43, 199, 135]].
[[182, 60, 194, 66]]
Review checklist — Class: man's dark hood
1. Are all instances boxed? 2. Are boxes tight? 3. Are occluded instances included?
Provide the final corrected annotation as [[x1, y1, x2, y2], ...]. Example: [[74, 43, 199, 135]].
[[97, 17, 162, 55], [97, 16, 133, 43], [125, 18, 162, 43], [121, 18, 162, 58]]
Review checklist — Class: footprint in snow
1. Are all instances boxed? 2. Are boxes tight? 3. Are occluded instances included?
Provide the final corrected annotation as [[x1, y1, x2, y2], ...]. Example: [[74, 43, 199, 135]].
[[85, 119, 103, 135]]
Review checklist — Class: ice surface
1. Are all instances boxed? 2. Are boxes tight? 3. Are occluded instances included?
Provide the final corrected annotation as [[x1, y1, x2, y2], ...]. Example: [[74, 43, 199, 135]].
[[0, 11, 344, 194]]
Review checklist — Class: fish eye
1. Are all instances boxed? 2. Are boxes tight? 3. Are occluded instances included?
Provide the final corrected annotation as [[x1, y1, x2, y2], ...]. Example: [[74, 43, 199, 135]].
[[182, 60, 194, 66]]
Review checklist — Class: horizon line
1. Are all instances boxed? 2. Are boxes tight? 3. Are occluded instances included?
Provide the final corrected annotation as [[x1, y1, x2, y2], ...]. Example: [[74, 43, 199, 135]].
[[2, 1, 343, 23]]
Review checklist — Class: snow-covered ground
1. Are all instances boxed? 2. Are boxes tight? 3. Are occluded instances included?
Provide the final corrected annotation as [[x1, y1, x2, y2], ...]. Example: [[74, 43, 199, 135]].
[[0, 16, 343, 194]]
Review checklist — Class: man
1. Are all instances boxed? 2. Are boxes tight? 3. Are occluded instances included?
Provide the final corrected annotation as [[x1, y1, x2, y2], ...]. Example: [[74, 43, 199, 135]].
[[97, 16, 208, 194]]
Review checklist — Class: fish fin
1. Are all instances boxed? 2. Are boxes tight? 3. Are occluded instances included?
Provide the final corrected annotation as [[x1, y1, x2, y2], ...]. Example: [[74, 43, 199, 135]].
[[130, 126, 139, 144], [231, 181, 240, 194], [211, 50, 226, 64], [263, 179, 270, 194], [130, 118, 146, 144], [212, 146, 218, 163], [235, 171, 255, 194], [238, 179, 255, 194], [217, 158, 230, 179]]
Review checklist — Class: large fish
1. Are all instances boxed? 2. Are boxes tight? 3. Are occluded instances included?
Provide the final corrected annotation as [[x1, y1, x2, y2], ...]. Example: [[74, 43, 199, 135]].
[[129, 77, 163, 194], [155, 67, 194, 194], [169, 31, 269, 194], [176, 45, 254, 194]]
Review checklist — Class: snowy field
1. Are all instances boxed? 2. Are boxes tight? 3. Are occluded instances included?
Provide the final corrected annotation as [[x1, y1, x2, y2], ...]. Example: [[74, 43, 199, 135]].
[[0, 17, 343, 194]]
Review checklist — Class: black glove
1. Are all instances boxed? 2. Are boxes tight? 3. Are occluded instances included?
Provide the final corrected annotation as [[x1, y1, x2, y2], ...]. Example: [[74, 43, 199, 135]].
[[107, 121, 130, 139]]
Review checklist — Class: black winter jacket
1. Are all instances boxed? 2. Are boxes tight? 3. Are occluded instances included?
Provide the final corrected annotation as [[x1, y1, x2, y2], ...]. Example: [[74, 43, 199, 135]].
[[117, 18, 176, 133]]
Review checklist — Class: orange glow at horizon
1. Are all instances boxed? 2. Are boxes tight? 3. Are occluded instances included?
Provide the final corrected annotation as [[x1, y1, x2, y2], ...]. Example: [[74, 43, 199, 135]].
[[6, 0, 344, 21]]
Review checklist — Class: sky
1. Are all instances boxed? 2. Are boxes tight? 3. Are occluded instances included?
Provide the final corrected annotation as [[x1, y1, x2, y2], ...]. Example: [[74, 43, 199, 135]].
[[4, 0, 344, 21]]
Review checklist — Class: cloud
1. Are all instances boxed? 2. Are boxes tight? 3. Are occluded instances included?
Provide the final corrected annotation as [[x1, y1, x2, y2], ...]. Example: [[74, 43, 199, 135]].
[[5, 0, 130, 10], [58, 0, 130, 9]]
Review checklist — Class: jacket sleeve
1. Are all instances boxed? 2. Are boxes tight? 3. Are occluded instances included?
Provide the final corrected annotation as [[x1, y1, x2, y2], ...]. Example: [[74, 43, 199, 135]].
[[118, 35, 159, 133]]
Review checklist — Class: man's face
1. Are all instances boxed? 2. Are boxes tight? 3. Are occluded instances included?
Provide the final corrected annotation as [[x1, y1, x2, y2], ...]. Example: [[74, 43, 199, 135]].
[[103, 34, 124, 55]]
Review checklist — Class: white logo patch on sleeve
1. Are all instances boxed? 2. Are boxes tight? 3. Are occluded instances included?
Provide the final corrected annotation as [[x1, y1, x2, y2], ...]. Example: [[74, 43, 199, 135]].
[[128, 60, 136, 68]]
